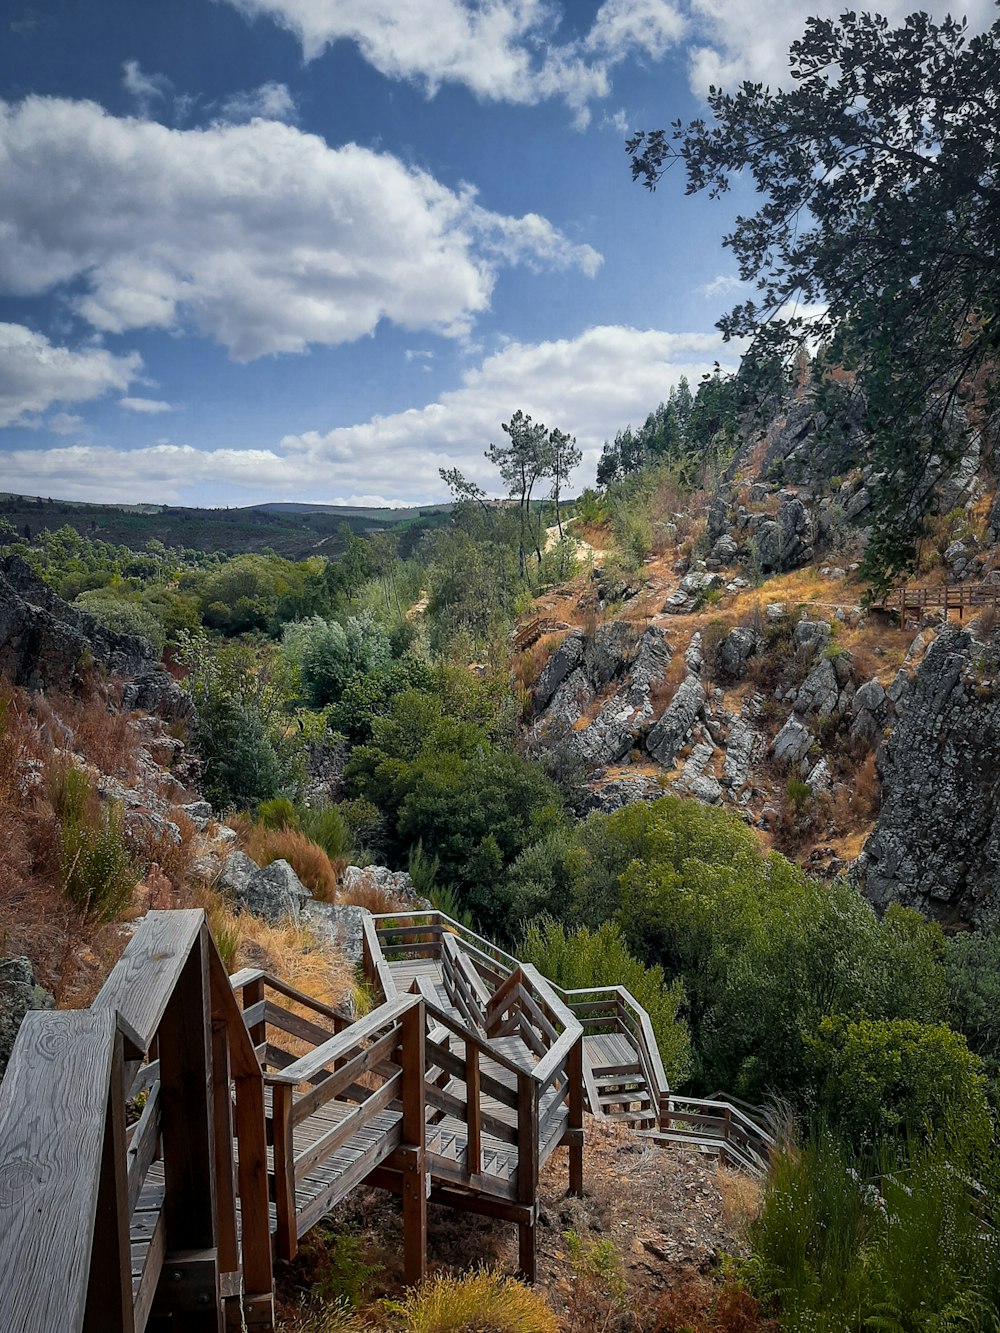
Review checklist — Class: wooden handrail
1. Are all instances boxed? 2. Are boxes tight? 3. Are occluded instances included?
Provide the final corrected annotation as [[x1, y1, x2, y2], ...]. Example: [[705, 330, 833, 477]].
[[267, 993, 418, 1086]]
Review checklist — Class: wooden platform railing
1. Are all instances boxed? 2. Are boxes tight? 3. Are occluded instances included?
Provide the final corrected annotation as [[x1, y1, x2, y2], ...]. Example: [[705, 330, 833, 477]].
[[646, 1096, 776, 1175], [877, 582, 1000, 626], [0, 909, 274, 1332]]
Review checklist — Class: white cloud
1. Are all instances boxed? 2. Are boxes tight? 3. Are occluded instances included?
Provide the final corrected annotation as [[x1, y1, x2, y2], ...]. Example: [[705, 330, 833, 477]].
[[122, 59, 172, 110], [0, 96, 601, 360], [216, 0, 686, 120], [48, 412, 84, 435], [685, 0, 997, 94], [699, 273, 745, 298], [120, 396, 173, 414], [216, 81, 297, 124], [0, 323, 141, 428], [586, 0, 686, 60], [0, 324, 742, 503]]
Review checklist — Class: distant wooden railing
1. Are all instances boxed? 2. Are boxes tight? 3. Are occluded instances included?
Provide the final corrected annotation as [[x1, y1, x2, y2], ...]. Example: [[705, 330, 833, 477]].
[[878, 582, 1000, 626]]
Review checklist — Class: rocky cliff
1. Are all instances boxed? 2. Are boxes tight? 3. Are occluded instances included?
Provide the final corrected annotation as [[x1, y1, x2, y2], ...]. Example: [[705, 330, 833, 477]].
[[857, 624, 1000, 927]]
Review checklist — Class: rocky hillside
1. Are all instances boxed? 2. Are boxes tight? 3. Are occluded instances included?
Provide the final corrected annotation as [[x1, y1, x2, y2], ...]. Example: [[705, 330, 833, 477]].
[[520, 392, 1000, 927]]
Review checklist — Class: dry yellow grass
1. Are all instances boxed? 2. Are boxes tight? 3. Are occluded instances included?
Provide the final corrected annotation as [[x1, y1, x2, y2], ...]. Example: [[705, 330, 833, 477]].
[[715, 1165, 762, 1231], [198, 887, 355, 1015], [391, 1269, 559, 1333]]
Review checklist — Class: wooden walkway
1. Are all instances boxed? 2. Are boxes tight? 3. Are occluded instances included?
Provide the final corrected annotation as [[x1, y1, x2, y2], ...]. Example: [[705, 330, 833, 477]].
[[0, 905, 772, 1331]]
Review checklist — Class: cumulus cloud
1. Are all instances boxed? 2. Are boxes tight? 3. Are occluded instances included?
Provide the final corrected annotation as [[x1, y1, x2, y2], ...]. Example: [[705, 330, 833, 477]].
[[1, 324, 742, 503], [215, 81, 298, 123], [0, 322, 142, 428], [120, 396, 173, 413], [0, 96, 601, 360], [216, 0, 687, 119], [685, 0, 997, 94], [586, 0, 686, 60]]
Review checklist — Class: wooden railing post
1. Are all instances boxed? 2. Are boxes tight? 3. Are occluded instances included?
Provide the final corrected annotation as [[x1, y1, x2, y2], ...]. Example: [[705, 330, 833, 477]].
[[271, 1082, 297, 1262], [466, 1043, 481, 1178], [152, 926, 222, 1330], [400, 999, 427, 1287], [233, 1070, 273, 1328], [242, 977, 265, 1050], [516, 1071, 539, 1284], [567, 1033, 584, 1198], [210, 1012, 240, 1324]]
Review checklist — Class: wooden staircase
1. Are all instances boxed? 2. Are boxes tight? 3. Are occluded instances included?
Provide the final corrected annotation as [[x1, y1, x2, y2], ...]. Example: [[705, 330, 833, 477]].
[[0, 905, 772, 1330]]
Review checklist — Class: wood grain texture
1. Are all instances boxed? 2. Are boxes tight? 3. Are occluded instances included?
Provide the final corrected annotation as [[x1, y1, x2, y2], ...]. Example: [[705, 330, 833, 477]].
[[0, 1008, 117, 1333]]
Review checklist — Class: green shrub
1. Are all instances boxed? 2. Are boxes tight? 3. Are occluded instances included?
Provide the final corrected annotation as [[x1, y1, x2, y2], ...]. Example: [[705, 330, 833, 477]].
[[807, 1014, 991, 1160], [50, 764, 140, 921], [521, 918, 692, 1086], [300, 803, 355, 861], [256, 796, 298, 830]]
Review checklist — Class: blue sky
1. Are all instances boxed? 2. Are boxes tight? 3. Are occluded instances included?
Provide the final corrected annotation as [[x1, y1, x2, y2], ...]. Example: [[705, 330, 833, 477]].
[[1, 0, 994, 507]]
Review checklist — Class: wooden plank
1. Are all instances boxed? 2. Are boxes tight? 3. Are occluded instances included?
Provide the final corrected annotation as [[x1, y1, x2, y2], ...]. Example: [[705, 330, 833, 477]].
[[133, 1210, 166, 1331], [263, 1001, 337, 1049], [233, 1072, 273, 1315], [292, 1027, 401, 1126], [466, 1044, 481, 1177], [400, 998, 427, 1287], [126, 1083, 162, 1215], [0, 1008, 118, 1333], [92, 910, 204, 1053], [516, 1071, 538, 1284], [272, 1082, 297, 1262], [294, 1072, 403, 1180], [294, 1121, 403, 1236]]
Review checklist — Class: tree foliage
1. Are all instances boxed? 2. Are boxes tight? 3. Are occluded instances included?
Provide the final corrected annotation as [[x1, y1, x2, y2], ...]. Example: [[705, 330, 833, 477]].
[[629, 10, 1000, 589]]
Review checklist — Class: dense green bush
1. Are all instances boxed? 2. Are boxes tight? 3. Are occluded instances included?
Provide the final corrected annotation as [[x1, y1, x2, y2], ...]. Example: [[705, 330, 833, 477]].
[[521, 918, 692, 1086], [514, 796, 948, 1105], [75, 587, 167, 653], [282, 611, 391, 707], [807, 1015, 991, 1159]]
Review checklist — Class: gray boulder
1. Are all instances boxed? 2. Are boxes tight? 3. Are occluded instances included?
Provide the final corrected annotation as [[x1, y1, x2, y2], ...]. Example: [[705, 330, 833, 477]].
[[793, 619, 832, 658], [218, 850, 259, 898], [718, 627, 758, 680], [301, 902, 369, 963], [794, 658, 842, 717], [532, 631, 585, 712], [772, 715, 813, 765], [0, 958, 55, 1084], [239, 860, 312, 922], [628, 626, 672, 706], [584, 620, 637, 691], [647, 676, 706, 766], [178, 800, 213, 830], [722, 717, 763, 792]]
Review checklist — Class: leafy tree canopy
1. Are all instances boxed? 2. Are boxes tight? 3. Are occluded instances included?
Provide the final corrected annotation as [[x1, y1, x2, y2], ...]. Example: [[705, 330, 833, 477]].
[[629, 10, 1000, 590]]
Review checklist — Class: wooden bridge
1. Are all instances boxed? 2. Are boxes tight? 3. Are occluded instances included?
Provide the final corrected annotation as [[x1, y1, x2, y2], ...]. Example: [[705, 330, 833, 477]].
[[0, 906, 773, 1330]]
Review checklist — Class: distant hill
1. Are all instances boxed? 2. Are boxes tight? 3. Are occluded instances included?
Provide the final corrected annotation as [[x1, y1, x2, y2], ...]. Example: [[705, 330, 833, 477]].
[[0, 493, 452, 561]]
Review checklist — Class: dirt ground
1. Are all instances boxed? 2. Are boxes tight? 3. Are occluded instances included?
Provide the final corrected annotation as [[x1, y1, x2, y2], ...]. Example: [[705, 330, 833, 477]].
[[275, 1116, 760, 1329]]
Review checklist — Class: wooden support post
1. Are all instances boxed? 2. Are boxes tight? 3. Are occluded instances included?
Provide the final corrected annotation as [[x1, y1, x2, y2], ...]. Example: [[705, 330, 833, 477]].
[[465, 1043, 481, 1178], [567, 1034, 584, 1198], [271, 1081, 297, 1262], [400, 1000, 427, 1287], [234, 1072, 274, 1328], [154, 927, 222, 1330], [84, 1027, 135, 1333], [516, 1072, 538, 1284]]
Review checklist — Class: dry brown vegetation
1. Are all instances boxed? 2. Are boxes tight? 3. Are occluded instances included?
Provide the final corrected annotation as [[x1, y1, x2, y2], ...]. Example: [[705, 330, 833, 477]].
[[235, 820, 338, 901]]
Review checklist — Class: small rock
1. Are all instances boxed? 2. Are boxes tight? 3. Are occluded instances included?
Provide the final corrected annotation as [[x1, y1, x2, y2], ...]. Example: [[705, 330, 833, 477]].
[[772, 715, 814, 764], [179, 800, 213, 830]]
